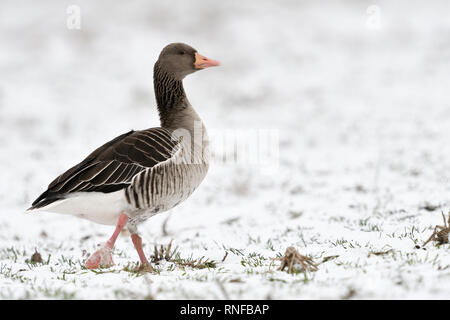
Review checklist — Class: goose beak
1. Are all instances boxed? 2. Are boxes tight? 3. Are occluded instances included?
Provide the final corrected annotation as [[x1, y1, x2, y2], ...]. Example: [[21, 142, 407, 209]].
[[194, 52, 220, 69]]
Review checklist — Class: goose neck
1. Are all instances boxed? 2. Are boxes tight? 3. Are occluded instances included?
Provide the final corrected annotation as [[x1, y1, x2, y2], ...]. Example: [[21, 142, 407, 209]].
[[153, 62, 189, 128]]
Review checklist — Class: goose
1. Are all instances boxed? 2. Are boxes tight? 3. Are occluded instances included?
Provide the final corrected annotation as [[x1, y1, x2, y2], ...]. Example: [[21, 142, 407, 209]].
[[28, 43, 220, 271]]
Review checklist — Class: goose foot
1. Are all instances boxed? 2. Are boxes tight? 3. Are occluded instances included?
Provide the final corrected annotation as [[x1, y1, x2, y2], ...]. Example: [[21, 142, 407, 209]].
[[85, 244, 114, 269], [84, 213, 129, 269], [133, 262, 154, 273]]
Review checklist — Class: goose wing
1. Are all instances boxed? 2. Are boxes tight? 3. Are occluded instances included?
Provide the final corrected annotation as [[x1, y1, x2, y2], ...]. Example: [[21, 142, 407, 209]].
[[29, 128, 180, 209]]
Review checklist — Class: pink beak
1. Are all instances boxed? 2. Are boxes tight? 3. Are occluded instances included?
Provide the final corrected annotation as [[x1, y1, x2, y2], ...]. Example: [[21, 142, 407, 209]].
[[194, 52, 220, 69]]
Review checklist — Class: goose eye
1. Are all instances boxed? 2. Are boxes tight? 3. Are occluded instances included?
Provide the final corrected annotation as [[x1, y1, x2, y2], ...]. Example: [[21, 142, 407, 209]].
[[179, 50, 185, 55]]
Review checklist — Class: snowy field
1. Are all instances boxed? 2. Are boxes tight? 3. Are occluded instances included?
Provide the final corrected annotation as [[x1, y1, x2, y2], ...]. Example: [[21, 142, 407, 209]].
[[1, 0, 450, 299]]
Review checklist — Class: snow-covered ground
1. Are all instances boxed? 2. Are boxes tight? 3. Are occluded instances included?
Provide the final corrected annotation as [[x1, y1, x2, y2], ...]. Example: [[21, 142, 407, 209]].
[[1, 0, 450, 299]]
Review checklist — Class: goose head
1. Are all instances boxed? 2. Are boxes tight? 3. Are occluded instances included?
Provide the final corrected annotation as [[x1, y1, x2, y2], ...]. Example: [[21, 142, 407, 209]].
[[156, 43, 220, 80]]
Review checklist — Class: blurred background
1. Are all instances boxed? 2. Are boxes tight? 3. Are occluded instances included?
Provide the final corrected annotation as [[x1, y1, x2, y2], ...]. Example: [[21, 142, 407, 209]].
[[1, 0, 450, 299]]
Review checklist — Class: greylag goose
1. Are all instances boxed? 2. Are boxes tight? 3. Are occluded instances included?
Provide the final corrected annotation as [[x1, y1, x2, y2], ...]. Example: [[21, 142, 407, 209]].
[[28, 43, 219, 271]]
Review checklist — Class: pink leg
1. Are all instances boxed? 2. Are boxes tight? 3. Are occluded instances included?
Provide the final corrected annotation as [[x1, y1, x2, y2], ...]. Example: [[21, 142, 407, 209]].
[[131, 233, 154, 272], [85, 213, 129, 269]]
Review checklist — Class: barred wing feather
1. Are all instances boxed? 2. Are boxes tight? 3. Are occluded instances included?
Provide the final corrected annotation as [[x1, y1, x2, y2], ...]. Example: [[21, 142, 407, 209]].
[[29, 128, 179, 209]]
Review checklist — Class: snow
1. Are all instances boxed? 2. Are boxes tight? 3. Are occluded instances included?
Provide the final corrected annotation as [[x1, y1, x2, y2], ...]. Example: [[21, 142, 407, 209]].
[[1, 0, 450, 299]]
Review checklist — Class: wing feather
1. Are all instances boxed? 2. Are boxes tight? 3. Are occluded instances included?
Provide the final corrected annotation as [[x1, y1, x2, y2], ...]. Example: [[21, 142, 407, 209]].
[[29, 128, 179, 209]]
